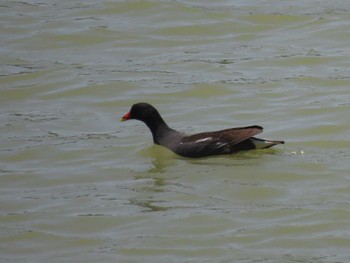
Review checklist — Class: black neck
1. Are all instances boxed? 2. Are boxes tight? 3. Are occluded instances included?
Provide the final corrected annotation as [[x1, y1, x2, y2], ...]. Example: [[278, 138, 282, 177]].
[[143, 114, 171, 144]]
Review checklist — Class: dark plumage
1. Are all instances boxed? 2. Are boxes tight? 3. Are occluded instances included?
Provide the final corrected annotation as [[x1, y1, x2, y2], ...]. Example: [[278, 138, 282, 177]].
[[121, 102, 284, 158]]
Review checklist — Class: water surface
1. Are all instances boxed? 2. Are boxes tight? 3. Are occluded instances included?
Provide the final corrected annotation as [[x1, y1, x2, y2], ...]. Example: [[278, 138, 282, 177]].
[[1, 1, 350, 262]]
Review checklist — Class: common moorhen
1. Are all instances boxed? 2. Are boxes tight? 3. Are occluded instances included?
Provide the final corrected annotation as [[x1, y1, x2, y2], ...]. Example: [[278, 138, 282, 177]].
[[121, 102, 284, 158]]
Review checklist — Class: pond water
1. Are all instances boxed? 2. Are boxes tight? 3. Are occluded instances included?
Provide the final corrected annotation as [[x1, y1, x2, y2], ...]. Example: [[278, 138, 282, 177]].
[[1, 1, 350, 262]]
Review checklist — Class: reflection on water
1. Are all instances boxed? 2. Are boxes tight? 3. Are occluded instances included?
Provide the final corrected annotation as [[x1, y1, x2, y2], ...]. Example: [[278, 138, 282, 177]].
[[130, 198, 169, 213]]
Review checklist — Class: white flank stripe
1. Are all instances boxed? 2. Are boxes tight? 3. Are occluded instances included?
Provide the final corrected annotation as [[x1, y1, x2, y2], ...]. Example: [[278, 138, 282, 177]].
[[195, 137, 213, 143]]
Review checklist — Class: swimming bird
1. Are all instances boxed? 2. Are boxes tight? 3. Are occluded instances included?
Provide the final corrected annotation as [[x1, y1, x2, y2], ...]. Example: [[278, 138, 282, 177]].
[[121, 102, 284, 158]]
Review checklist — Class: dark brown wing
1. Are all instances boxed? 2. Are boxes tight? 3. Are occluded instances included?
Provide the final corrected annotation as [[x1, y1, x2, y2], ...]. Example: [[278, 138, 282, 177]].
[[181, 125, 263, 145]]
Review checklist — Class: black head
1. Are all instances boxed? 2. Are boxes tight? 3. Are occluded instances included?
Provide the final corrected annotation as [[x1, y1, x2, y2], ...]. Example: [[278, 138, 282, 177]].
[[121, 102, 160, 122], [121, 103, 169, 143]]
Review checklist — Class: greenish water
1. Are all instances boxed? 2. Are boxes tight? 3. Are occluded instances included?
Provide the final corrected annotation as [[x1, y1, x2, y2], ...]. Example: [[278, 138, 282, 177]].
[[1, 1, 350, 262]]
